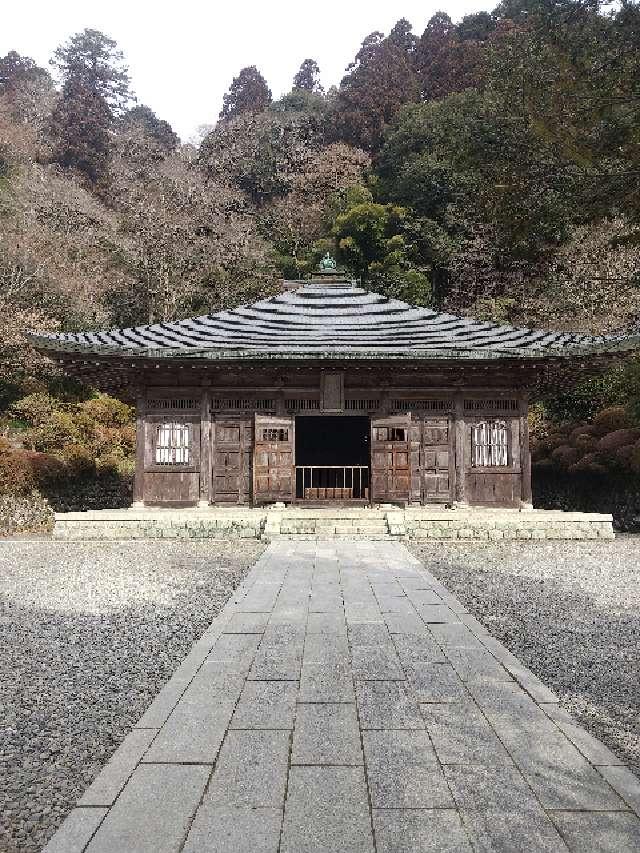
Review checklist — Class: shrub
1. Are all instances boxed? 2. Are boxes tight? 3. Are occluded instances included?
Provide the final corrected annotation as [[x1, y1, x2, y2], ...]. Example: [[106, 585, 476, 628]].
[[597, 428, 640, 451], [9, 392, 57, 428], [550, 445, 580, 469], [569, 453, 607, 475], [592, 406, 633, 435], [80, 394, 133, 428], [0, 451, 37, 496]]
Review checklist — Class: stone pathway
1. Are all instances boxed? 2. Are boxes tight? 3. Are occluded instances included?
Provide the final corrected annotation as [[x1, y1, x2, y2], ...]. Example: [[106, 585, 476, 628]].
[[43, 542, 640, 853]]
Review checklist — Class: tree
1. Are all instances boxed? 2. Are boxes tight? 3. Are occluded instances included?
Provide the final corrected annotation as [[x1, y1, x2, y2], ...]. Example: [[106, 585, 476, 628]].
[[50, 28, 132, 115], [219, 66, 271, 120], [331, 186, 434, 305], [48, 30, 133, 183], [120, 105, 179, 151], [49, 78, 112, 183], [415, 12, 486, 101], [0, 51, 50, 95], [293, 59, 323, 93], [200, 109, 323, 205], [331, 25, 419, 151]]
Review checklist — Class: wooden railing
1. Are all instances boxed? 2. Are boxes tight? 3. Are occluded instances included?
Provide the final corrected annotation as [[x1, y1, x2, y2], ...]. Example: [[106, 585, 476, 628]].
[[295, 465, 370, 500]]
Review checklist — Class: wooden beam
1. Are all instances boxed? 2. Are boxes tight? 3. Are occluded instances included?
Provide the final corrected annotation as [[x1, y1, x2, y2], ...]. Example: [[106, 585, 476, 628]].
[[133, 394, 146, 506], [519, 392, 533, 507], [199, 388, 212, 507], [454, 393, 467, 505]]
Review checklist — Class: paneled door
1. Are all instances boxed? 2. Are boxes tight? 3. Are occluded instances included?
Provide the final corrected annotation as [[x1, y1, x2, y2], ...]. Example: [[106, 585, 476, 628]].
[[253, 414, 294, 504], [211, 418, 251, 503], [422, 417, 452, 503], [370, 415, 411, 504]]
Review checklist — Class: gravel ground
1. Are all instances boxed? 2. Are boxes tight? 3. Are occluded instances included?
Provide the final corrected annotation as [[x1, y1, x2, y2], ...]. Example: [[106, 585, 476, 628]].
[[409, 536, 640, 776], [0, 539, 264, 853]]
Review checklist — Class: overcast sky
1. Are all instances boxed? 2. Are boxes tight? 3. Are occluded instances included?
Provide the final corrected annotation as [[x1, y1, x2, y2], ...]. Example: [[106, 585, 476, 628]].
[[4, 0, 492, 141]]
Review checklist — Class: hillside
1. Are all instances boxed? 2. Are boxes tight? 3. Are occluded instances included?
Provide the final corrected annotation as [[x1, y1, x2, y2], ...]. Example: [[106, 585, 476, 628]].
[[1, 0, 640, 529]]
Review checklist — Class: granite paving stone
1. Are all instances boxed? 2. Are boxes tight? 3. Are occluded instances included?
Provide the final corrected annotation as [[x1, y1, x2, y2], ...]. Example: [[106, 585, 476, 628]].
[[41, 808, 108, 853], [597, 766, 640, 815], [280, 766, 374, 853], [224, 612, 270, 634], [298, 660, 356, 703], [550, 810, 640, 852], [540, 703, 626, 766], [392, 632, 447, 664], [355, 680, 424, 729], [306, 611, 347, 635], [421, 701, 512, 765], [40, 541, 640, 853], [230, 680, 298, 729], [459, 809, 570, 852], [206, 729, 290, 808], [78, 728, 157, 806], [143, 673, 244, 763], [363, 729, 453, 808], [182, 806, 283, 853], [373, 809, 473, 853], [405, 662, 469, 703], [85, 764, 209, 853], [292, 703, 363, 765]]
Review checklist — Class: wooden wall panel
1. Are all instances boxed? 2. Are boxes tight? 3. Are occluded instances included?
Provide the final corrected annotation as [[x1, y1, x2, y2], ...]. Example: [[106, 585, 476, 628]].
[[143, 472, 200, 506]]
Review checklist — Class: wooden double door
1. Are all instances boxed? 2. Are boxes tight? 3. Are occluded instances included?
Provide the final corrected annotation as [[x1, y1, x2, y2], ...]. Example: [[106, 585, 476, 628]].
[[210, 412, 452, 506], [371, 414, 453, 505]]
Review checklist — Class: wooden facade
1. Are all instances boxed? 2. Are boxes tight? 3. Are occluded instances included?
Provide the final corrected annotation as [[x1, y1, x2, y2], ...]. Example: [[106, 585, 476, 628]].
[[132, 379, 531, 509], [32, 274, 638, 510]]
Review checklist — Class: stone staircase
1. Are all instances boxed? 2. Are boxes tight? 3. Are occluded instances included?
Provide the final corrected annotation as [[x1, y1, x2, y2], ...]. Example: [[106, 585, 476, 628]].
[[53, 506, 615, 541], [276, 509, 391, 539]]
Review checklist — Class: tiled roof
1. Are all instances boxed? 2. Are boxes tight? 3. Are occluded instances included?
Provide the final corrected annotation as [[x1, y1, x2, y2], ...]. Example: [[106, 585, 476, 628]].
[[30, 281, 638, 361]]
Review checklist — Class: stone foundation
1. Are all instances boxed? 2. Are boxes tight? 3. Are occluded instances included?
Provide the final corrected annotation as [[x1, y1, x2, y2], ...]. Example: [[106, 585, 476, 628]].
[[53, 506, 615, 541]]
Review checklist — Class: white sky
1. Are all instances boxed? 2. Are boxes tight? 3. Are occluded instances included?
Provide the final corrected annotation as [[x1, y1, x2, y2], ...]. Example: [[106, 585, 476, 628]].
[[4, 0, 493, 141]]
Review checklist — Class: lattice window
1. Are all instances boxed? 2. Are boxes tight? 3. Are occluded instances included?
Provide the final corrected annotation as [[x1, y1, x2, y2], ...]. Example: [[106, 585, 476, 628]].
[[147, 398, 198, 410], [465, 399, 518, 412], [392, 399, 450, 411], [155, 422, 191, 465], [262, 428, 289, 441], [285, 398, 320, 411], [212, 398, 275, 411], [375, 427, 407, 442], [345, 399, 379, 411], [472, 420, 508, 467]]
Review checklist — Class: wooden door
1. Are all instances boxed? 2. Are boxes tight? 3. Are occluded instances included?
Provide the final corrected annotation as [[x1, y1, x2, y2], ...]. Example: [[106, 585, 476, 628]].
[[371, 415, 410, 504], [253, 415, 294, 504], [212, 419, 249, 503], [422, 417, 452, 503]]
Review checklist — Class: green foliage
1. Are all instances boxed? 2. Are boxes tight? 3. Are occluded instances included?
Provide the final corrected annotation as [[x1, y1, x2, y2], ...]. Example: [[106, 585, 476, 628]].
[[293, 59, 323, 93], [219, 66, 272, 121], [50, 28, 132, 115], [120, 105, 179, 150]]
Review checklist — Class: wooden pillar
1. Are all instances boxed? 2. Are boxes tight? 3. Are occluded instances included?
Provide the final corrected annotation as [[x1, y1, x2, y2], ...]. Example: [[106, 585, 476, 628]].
[[132, 394, 146, 507], [199, 388, 211, 507], [519, 392, 533, 508], [454, 393, 467, 506]]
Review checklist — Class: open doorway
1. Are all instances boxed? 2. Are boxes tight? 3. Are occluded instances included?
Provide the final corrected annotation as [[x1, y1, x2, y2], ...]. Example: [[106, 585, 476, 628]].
[[295, 416, 370, 501]]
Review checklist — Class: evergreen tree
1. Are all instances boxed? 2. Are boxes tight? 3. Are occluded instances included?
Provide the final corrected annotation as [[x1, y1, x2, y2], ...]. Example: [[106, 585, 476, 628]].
[[331, 25, 419, 151], [120, 105, 179, 150], [50, 28, 132, 115], [0, 51, 50, 94], [48, 29, 133, 183], [49, 78, 111, 183], [293, 59, 323, 93], [219, 66, 272, 120]]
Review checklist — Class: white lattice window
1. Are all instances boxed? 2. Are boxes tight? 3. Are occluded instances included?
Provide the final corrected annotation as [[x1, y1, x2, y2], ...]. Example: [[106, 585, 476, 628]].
[[155, 422, 191, 465], [472, 420, 508, 467]]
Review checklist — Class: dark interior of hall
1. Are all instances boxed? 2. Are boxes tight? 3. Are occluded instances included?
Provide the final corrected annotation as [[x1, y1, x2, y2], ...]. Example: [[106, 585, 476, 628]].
[[295, 416, 370, 466]]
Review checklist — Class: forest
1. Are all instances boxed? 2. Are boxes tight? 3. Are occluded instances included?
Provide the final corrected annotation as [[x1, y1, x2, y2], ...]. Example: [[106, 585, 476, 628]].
[[1, 0, 640, 530]]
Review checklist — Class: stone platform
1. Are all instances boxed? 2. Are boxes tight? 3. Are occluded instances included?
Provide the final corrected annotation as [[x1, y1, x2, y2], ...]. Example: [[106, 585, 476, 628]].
[[43, 542, 640, 853], [53, 506, 615, 541]]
